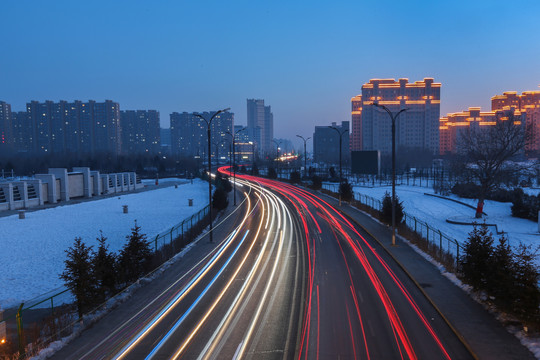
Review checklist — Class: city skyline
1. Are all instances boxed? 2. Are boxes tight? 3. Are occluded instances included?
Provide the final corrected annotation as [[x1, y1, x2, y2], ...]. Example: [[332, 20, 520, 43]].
[[2, 1, 539, 147]]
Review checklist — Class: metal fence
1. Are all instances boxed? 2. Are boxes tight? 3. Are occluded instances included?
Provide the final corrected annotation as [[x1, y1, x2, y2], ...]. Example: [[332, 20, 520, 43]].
[[322, 183, 463, 269], [152, 205, 210, 254], [3, 204, 210, 358]]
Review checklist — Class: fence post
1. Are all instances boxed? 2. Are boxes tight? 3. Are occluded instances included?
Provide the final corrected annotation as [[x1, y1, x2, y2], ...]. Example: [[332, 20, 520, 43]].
[[154, 235, 158, 252], [439, 230, 443, 259], [170, 228, 174, 255], [17, 303, 25, 357], [457, 245, 460, 267], [414, 217, 417, 233]]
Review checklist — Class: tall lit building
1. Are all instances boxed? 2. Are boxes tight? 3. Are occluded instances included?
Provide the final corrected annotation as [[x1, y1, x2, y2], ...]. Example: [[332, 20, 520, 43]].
[[313, 121, 350, 164], [351, 95, 363, 151], [492, 91, 540, 154], [440, 90, 540, 155], [351, 78, 441, 155], [247, 99, 273, 156], [170, 110, 233, 159], [25, 100, 121, 155], [120, 110, 161, 154], [0, 101, 13, 153], [11, 111, 33, 153], [439, 106, 526, 155]]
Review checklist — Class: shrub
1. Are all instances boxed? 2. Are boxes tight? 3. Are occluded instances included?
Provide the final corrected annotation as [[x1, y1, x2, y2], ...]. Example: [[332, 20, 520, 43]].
[[380, 192, 404, 225], [311, 175, 322, 190], [339, 181, 354, 202], [267, 167, 277, 179], [290, 171, 301, 184], [212, 187, 229, 210]]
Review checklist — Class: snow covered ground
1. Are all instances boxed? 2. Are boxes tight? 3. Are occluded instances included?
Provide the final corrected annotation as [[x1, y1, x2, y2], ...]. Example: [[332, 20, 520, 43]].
[[0, 179, 209, 309], [352, 184, 540, 252]]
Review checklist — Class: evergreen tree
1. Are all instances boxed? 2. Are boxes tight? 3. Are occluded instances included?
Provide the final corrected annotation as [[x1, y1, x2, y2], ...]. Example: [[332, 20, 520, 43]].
[[489, 235, 514, 310], [212, 187, 229, 210], [119, 221, 153, 284], [60, 237, 96, 319], [311, 175, 322, 190], [512, 244, 540, 325], [267, 167, 277, 179], [339, 181, 354, 202], [93, 231, 118, 300], [381, 192, 404, 225], [290, 171, 301, 184], [460, 224, 494, 291]]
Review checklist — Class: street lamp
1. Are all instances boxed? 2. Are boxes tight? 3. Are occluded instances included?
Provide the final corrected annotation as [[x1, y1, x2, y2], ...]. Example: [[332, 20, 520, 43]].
[[328, 126, 348, 183], [194, 107, 230, 242], [372, 102, 408, 246], [272, 139, 282, 179], [296, 135, 311, 178], [225, 127, 246, 206]]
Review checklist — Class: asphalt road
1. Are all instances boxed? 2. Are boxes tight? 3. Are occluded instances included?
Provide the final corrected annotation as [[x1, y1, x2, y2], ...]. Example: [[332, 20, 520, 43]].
[[51, 172, 474, 359]]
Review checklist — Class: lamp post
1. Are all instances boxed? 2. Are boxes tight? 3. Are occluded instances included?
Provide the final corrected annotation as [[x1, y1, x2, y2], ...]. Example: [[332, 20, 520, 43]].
[[225, 127, 246, 206], [372, 102, 408, 246], [296, 135, 311, 178], [194, 107, 230, 242], [273, 139, 282, 179], [328, 126, 348, 183]]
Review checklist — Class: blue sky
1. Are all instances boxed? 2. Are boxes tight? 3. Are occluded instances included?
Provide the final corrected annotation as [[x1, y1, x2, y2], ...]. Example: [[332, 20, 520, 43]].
[[1, 0, 540, 145]]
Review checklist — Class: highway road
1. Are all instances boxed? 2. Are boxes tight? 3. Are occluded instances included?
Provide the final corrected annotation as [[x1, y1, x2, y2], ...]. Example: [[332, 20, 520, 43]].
[[53, 169, 474, 359]]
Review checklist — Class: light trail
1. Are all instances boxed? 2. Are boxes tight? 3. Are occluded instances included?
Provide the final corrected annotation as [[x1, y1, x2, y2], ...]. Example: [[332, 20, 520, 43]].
[[113, 191, 254, 360], [146, 229, 251, 360]]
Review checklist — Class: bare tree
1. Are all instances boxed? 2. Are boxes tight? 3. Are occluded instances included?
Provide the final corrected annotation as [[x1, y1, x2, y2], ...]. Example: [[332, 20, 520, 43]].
[[458, 108, 531, 218]]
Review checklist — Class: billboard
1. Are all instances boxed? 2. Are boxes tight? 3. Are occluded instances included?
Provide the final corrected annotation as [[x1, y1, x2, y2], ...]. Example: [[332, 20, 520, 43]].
[[351, 151, 380, 175]]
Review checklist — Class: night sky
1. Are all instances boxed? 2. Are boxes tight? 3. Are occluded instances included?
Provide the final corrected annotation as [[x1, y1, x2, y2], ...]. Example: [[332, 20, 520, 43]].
[[2, 0, 540, 147]]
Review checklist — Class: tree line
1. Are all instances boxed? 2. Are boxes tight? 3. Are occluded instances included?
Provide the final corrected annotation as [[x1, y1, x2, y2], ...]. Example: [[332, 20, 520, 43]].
[[60, 223, 154, 319]]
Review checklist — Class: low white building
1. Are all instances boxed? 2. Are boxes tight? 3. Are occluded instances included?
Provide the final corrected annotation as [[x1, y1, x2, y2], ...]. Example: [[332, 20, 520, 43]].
[[0, 167, 143, 211]]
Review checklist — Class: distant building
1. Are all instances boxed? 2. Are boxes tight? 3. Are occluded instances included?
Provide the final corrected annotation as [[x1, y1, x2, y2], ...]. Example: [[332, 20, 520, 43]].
[[491, 91, 540, 154], [439, 106, 526, 155], [352, 78, 441, 155], [247, 99, 273, 156], [313, 121, 350, 164], [0, 101, 13, 154], [351, 95, 362, 151], [120, 110, 160, 154], [11, 111, 33, 153], [25, 100, 121, 155], [170, 111, 233, 159]]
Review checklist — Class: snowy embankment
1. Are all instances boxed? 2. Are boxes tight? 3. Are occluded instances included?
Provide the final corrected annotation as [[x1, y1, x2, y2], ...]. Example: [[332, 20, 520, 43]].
[[0, 179, 209, 309], [352, 184, 540, 252]]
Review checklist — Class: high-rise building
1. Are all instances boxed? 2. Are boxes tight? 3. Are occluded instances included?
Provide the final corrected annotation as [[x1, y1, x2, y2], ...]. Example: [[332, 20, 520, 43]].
[[170, 111, 233, 159], [439, 107, 526, 155], [0, 101, 13, 153], [247, 99, 273, 156], [11, 111, 33, 153], [351, 95, 363, 151], [120, 110, 160, 154], [313, 121, 350, 164], [351, 78, 441, 155], [25, 100, 121, 155], [440, 90, 539, 155], [491, 91, 540, 154]]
